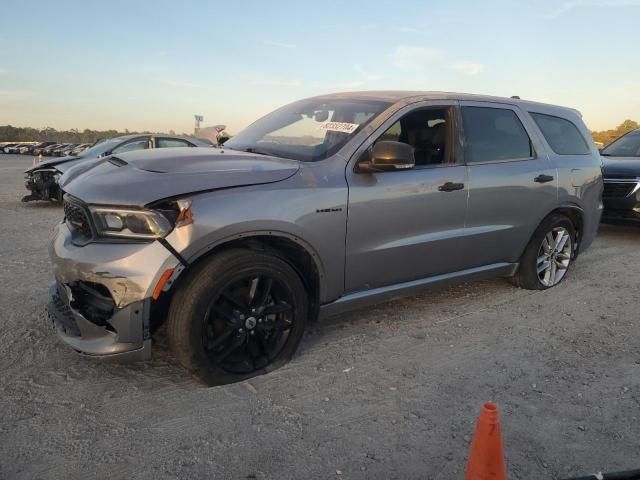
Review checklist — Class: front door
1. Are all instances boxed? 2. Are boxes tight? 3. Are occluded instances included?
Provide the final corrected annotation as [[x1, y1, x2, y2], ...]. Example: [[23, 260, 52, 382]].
[[344, 102, 469, 294]]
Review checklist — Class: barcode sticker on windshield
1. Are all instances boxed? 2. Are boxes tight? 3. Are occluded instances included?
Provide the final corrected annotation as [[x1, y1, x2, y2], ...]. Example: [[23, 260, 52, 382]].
[[319, 122, 360, 134]]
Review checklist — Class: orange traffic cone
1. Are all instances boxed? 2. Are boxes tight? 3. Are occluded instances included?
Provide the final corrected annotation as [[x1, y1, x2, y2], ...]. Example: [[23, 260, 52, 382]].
[[464, 402, 507, 480]]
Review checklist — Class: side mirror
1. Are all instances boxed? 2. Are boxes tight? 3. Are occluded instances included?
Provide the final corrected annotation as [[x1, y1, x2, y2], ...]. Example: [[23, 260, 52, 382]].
[[362, 141, 415, 172]]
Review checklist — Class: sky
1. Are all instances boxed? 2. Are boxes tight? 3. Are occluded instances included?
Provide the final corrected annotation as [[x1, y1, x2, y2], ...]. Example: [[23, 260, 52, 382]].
[[1, 0, 639, 134]]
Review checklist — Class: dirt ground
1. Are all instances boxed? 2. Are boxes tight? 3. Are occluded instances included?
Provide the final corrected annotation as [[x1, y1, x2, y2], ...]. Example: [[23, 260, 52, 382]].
[[1, 154, 639, 480]]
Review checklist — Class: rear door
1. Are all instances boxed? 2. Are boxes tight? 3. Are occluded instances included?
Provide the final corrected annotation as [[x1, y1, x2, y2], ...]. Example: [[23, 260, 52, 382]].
[[344, 101, 470, 293], [460, 101, 557, 267]]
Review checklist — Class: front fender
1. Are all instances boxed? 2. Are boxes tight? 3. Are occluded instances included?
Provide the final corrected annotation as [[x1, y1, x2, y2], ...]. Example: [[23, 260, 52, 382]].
[[162, 178, 348, 303]]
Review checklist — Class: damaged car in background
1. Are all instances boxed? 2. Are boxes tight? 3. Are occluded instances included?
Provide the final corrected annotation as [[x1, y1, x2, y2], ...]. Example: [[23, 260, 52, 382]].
[[22, 134, 213, 202]]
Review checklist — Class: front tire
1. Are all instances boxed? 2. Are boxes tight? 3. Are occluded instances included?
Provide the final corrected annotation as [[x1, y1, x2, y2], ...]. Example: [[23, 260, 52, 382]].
[[166, 249, 308, 385], [514, 214, 575, 290]]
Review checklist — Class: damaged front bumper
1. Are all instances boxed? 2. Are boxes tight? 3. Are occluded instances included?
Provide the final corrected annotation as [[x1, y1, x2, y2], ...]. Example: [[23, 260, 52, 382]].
[[23, 168, 63, 202], [47, 222, 181, 360], [48, 283, 153, 360]]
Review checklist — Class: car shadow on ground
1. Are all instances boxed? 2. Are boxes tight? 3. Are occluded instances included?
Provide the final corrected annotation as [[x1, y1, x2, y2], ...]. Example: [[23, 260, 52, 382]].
[[598, 222, 640, 241], [143, 275, 515, 387]]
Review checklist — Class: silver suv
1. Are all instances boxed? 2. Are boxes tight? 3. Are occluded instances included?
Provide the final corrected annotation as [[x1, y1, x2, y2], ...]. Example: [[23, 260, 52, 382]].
[[48, 92, 603, 384]]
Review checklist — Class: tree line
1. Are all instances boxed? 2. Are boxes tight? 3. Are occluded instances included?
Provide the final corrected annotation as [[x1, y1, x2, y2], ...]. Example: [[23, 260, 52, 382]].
[[591, 120, 638, 146], [0, 125, 190, 144], [2, 119, 638, 147]]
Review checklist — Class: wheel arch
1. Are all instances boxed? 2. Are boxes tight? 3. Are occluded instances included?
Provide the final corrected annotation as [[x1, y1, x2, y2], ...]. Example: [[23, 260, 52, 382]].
[[526, 204, 585, 259], [166, 231, 325, 322], [548, 204, 584, 255]]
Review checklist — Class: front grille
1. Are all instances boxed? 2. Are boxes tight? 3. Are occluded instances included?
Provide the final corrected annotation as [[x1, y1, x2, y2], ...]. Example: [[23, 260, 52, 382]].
[[63, 196, 94, 243], [603, 182, 637, 198]]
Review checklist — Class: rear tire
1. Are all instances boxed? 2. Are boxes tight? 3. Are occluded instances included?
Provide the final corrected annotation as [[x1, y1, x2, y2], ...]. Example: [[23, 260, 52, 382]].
[[513, 214, 575, 290], [166, 249, 308, 385]]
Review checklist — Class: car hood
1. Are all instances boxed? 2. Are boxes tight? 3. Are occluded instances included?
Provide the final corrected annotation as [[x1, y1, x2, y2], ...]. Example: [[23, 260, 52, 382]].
[[600, 156, 640, 178], [24, 154, 85, 173], [61, 148, 300, 206]]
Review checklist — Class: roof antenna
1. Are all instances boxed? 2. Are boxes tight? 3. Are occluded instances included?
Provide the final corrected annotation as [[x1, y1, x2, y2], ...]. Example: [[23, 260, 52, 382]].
[[510, 95, 521, 99]]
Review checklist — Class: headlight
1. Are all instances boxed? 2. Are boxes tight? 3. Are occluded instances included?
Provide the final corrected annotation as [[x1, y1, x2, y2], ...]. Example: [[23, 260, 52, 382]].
[[89, 207, 172, 240]]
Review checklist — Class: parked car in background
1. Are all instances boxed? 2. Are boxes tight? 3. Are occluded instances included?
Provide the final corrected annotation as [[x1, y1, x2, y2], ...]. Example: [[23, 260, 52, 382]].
[[23, 134, 212, 202], [54, 144, 77, 156], [70, 143, 91, 155], [32, 142, 57, 155], [5, 143, 29, 154], [0, 143, 18, 153], [600, 128, 640, 224], [47, 91, 603, 385], [49, 144, 66, 156], [41, 144, 62, 156]]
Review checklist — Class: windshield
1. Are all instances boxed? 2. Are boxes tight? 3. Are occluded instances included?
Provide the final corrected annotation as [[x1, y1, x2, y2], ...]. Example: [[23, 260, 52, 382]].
[[601, 131, 640, 157], [225, 98, 391, 162], [77, 138, 127, 158]]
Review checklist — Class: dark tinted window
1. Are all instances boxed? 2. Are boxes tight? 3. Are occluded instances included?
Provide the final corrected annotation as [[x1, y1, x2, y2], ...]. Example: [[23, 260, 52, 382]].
[[112, 138, 149, 154], [530, 112, 590, 155], [462, 107, 532, 163], [601, 130, 640, 157], [375, 108, 450, 166], [157, 138, 193, 148]]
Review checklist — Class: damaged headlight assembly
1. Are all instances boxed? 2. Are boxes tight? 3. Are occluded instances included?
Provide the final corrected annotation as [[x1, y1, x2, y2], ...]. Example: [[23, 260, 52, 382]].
[[89, 198, 193, 241]]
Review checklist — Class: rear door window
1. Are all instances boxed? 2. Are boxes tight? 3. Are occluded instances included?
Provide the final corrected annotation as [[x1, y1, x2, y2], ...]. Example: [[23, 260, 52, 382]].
[[111, 138, 150, 154], [156, 138, 194, 148], [461, 107, 533, 163], [530, 112, 590, 155]]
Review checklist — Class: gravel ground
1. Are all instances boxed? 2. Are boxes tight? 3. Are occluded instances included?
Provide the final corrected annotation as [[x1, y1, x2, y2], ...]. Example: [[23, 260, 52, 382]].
[[1, 154, 639, 480]]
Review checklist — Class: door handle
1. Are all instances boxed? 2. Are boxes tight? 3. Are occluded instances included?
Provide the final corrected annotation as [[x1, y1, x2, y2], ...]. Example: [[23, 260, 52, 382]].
[[534, 174, 554, 184], [438, 182, 465, 192]]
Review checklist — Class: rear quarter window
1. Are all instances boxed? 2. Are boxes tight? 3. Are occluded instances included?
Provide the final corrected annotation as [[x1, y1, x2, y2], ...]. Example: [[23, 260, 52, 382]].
[[529, 112, 590, 155]]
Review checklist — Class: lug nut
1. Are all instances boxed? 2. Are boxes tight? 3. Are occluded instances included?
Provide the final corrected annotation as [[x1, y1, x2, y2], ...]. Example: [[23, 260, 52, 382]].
[[238, 328, 243, 333]]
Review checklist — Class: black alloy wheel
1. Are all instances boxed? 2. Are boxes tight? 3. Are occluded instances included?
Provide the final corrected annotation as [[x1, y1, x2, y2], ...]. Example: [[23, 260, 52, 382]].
[[167, 249, 308, 385], [203, 274, 295, 374]]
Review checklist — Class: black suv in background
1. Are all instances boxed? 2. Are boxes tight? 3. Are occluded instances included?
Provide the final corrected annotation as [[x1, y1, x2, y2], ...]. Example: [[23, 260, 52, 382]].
[[600, 128, 640, 223]]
